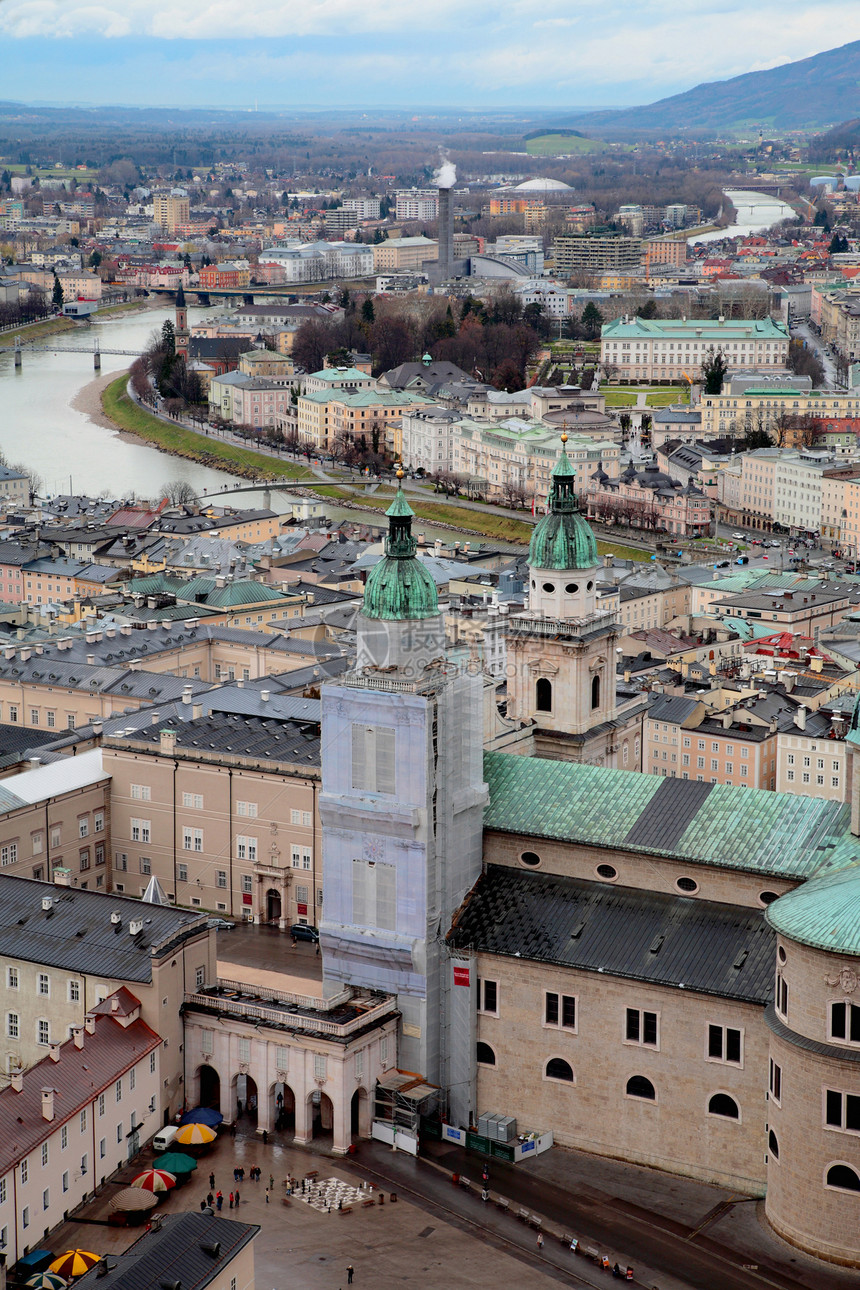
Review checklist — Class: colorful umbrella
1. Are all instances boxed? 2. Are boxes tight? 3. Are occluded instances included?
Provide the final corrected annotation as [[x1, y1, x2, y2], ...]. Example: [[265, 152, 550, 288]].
[[129, 1168, 177, 1193], [157, 1151, 198, 1175], [25, 1275, 68, 1290], [48, 1252, 100, 1279], [179, 1106, 223, 1128], [174, 1122, 217, 1146], [109, 1187, 160, 1212]]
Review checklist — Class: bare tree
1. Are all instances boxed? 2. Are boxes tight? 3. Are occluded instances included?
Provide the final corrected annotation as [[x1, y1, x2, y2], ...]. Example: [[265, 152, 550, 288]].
[[159, 479, 198, 506]]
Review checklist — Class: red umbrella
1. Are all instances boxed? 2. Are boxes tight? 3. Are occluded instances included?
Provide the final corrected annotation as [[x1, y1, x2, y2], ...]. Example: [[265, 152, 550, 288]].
[[129, 1169, 176, 1193]]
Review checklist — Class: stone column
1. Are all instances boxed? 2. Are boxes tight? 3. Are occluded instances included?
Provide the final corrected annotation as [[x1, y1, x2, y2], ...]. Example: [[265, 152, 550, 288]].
[[330, 1090, 351, 1155], [293, 1091, 314, 1146]]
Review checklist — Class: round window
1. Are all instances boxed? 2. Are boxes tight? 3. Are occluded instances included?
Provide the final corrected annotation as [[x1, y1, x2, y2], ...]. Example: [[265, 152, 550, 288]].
[[520, 851, 541, 867], [531, 578, 536, 589], [777, 945, 787, 964], [676, 877, 698, 893], [596, 863, 617, 881], [586, 580, 594, 591], [759, 890, 779, 906], [565, 582, 579, 594], [542, 582, 555, 593]]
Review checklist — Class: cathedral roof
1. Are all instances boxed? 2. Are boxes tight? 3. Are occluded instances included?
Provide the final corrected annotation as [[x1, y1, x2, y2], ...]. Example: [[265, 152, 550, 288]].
[[361, 482, 439, 621], [528, 442, 598, 572]]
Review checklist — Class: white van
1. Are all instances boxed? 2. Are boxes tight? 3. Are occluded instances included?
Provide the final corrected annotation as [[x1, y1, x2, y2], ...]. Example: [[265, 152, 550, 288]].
[[153, 1125, 178, 1152]]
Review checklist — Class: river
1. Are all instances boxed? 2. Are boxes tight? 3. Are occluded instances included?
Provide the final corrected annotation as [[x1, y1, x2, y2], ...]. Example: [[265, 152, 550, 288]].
[[688, 189, 797, 246], [0, 304, 516, 549]]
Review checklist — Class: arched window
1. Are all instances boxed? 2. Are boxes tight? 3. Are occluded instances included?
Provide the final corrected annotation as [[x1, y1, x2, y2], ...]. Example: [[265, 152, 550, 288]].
[[536, 678, 552, 712], [768, 1129, 779, 1160], [708, 1093, 739, 1120], [476, 1041, 496, 1067], [826, 1163, 860, 1192], [545, 1057, 574, 1083], [591, 674, 600, 710], [626, 1075, 655, 1101]]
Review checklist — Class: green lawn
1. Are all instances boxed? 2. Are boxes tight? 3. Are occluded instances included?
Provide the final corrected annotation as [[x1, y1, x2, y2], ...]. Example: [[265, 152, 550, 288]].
[[314, 484, 651, 558], [2, 164, 99, 181], [101, 377, 314, 481], [602, 387, 689, 407], [0, 316, 76, 344], [525, 133, 604, 156]]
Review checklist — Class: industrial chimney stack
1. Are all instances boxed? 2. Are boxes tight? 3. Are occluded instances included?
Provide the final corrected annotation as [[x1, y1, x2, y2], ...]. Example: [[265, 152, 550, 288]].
[[438, 186, 454, 281]]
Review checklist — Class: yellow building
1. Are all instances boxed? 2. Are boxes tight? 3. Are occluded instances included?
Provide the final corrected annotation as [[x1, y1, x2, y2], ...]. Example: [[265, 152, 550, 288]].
[[153, 191, 190, 233]]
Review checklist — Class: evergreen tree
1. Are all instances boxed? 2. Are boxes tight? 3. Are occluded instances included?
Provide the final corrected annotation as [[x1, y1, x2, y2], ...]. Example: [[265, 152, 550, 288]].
[[701, 347, 728, 395], [161, 319, 175, 355], [581, 302, 603, 339], [51, 273, 64, 309], [361, 298, 375, 325]]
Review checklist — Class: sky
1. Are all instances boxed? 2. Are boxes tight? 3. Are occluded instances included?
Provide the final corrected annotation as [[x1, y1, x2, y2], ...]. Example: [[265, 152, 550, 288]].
[[0, 0, 859, 110]]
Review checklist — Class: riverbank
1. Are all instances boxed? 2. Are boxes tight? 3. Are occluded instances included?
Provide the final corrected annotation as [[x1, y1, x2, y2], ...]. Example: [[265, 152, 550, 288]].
[[100, 376, 315, 481], [0, 315, 77, 344]]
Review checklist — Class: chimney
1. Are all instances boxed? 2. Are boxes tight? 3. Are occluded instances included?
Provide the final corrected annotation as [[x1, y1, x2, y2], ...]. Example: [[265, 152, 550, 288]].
[[722, 709, 732, 729], [48, 1043, 61, 1064], [192, 703, 203, 719], [41, 1087, 55, 1119], [147, 620, 158, 631], [438, 184, 454, 280], [182, 684, 193, 704], [261, 690, 270, 703], [72, 1025, 84, 1049], [53, 866, 71, 887], [129, 918, 143, 937], [160, 728, 176, 755], [795, 705, 807, 730], [84, 1014, 96, 1035], [11, 1067, 23, 1093]]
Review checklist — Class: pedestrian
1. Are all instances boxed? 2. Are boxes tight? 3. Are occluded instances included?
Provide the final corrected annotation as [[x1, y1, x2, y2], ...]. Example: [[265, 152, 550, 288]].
[[207, 1192, 214, 1207], [347, 1267, 354, 1284], [209, 1172, 215, 1190], [229, 1191, 234, 1210], [216, 1191, 223, 1211], [262, 1129, 268, 1145], [233, 1167, 238, 1183], [235, 1190, 240, 1206], [200, 1199, 206, 1211], [481, 1187, 489, 1202], [536, 1233, 544, 1252], [269, 1174, 274, 1190], [265, 1189, 269, 1204], [240, 1167, 245, 1181], [291, 933, 297, 948]]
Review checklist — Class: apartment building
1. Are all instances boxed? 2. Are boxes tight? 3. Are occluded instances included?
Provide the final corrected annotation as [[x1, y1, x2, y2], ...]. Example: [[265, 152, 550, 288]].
[[199, 262, 252, 290], [296, 388, 432, 453], [372, 236, 438, 272], [152, 191, 190, 232], [0, 1001, 161, 1266], [105, 715, 321, 930], [644, 691, 789, 789], [700, 388, 860, 436], [643, 238, 687, 270], [230, 378, 293, 429], [601, 318, 789, 382], [394, 189, 439, 221], [342, 197, 382, 220], [776, 703, 852, 802], [453, 422, 619, 504], [0, 750, 109, 886], [552, 233, 642, 275]]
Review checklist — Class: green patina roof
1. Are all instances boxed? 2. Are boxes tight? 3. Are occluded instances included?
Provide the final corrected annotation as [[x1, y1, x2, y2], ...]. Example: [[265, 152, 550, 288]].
[[767, 863, 860, 955], [483, 752, 860, 879], [528, 446, 598, 572], [361, 485, 439, 621]]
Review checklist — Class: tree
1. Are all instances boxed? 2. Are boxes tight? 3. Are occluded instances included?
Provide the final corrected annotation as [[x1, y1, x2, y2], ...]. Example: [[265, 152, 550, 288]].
[[51, 273, 64, 309], [829, 232, 849, 254], [292, 319, 334, 375], [161, 319, 175, 355], [786, 337, 825, 386], [361, 298, 375, 325], [701, 347, 728, 395], [88, 251, 102, 269], [581, 302, 603, 339], [159, 479, 198, 505]]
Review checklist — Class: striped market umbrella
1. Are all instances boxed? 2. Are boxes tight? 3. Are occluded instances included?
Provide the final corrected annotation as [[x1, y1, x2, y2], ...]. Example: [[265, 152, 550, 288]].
[[174, 1122, 217, 1146], [25, 1275, 68, 1290], [129, 1168, 177, 1193], [48, 1251, 101, 1279], [156, 1151, 198, 1175], [109, 1187, 160, 1212]]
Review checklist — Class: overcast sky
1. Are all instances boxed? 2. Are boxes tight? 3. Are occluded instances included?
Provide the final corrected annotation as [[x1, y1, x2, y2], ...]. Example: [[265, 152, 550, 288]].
[[0, 1, 858, 109]]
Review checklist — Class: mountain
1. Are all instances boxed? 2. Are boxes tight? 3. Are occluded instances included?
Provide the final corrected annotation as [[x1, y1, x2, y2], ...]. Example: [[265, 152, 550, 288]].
[[569, 41, 860, 132]]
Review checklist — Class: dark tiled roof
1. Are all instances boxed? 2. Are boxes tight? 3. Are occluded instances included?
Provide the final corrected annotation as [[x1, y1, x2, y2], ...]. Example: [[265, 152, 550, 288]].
[[450, 865, 775, 1004], [74, 1213, 259, 1290], [0, 876, 207, 978], [133, 711, 321, 766]]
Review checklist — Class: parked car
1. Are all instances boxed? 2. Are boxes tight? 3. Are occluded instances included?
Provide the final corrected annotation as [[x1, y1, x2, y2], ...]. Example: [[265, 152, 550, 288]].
[[732, 532, 745, 539], [290, 923, 320, 944], [208, 917, 235, 932]]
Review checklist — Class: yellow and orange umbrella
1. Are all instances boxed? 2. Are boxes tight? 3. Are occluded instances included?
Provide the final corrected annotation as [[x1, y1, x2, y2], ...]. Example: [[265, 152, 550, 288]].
[[48, 1251, 100, 1280], [174, 1122, 217, 1146]]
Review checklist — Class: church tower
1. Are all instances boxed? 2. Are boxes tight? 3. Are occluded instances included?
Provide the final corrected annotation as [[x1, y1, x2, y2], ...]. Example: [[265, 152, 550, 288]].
[[507, 435, 632, 765], [319, 475, 487, 1125], [174, 282, 189, 360]]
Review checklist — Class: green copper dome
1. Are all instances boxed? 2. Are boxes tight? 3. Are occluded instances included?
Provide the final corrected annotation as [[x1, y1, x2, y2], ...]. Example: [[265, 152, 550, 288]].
[[362, 485, 440, 621], [766, 862, 860, 956], [528, 443, 598, 571]]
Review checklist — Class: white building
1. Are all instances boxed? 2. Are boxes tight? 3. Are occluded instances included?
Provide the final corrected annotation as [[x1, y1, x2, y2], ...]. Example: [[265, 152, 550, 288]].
[[400, 406, 462, 474], [601, 317, 790, 382], [342, 197, 382, 220], [394, 189, 439, 221], [0, 996, 160, 1266]]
